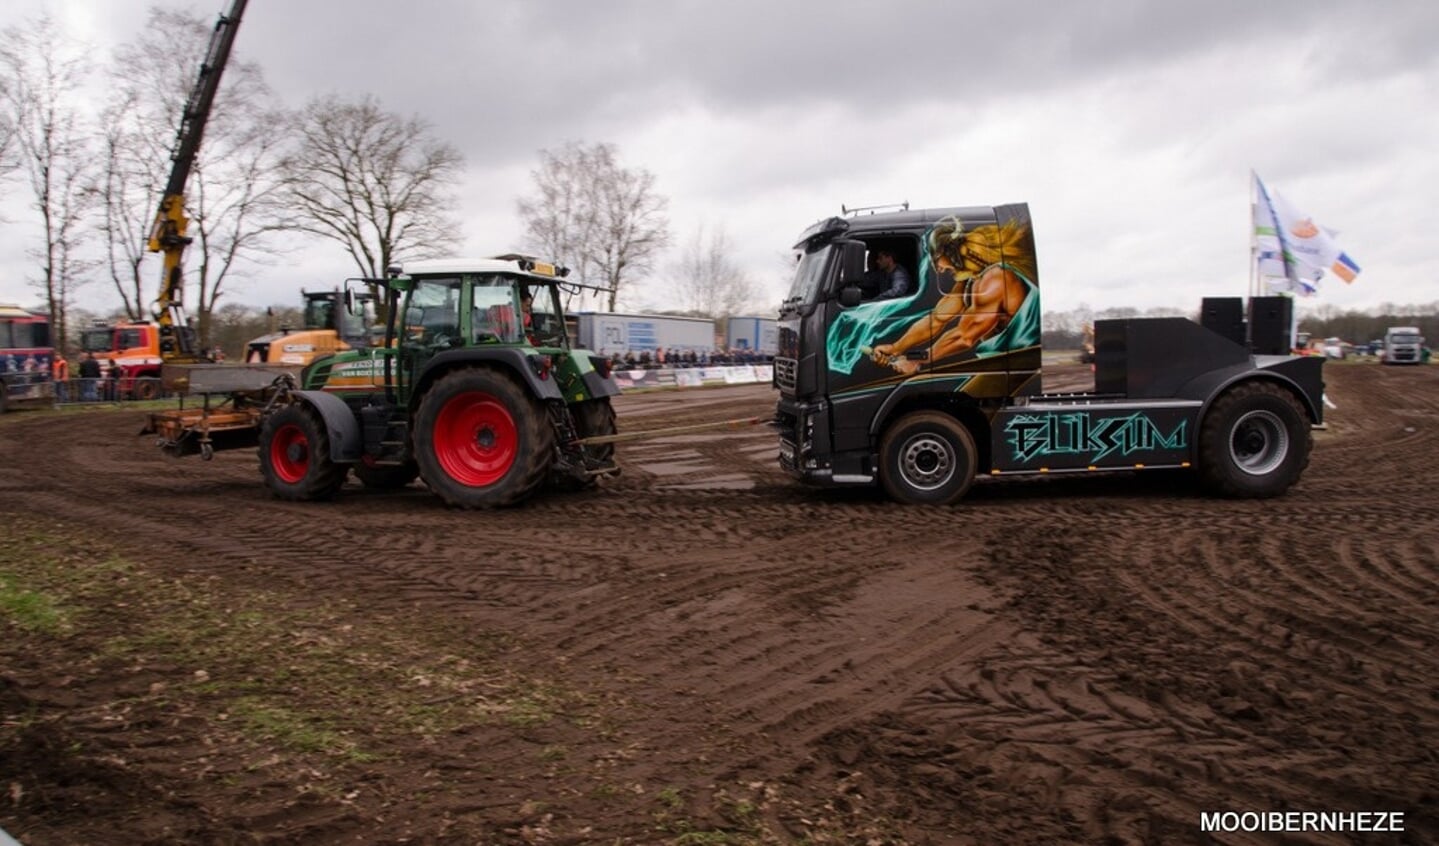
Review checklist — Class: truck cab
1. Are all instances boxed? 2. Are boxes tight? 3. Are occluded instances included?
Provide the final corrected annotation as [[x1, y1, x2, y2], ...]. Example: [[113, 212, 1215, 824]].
[[79, 321, 165, 399], [775, 203, 1325, 504], [1381, 326, 1424, 365]]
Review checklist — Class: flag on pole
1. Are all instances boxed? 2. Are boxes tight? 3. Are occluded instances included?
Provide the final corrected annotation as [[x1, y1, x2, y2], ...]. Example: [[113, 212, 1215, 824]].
[[1252, 172, 1361, 296]]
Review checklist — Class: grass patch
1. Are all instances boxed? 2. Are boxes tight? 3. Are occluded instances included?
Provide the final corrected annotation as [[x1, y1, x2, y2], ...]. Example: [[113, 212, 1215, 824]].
[[0, 573, 68, 634], [0, 514, 594, 770]]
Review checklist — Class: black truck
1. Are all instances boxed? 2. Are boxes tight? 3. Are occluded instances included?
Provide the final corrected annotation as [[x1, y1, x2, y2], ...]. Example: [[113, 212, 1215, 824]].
[[773, 203, 1324, 505]]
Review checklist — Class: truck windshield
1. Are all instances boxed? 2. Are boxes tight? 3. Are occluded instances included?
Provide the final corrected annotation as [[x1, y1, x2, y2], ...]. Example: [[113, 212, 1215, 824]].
[[784, 244, 833, 306], [1391, 333, 1421, 343], [80, 329, 113, 352]]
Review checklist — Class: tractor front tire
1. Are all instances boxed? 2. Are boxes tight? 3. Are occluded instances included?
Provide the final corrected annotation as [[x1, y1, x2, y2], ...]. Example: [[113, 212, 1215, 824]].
[[1197, 381, 1310, 498], [555, 399, 618, 491], [258, 404, 347, 501], [879, 411, 978, 505], [414, 368, 553, 508]]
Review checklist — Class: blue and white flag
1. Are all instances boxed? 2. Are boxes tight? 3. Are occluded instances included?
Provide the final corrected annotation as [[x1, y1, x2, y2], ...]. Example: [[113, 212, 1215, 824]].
[[1252, 172, 1361, 296]]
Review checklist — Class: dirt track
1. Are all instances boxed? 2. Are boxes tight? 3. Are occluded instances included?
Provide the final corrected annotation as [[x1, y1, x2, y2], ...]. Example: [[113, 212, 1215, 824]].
[[2, 363, 1437, 844]]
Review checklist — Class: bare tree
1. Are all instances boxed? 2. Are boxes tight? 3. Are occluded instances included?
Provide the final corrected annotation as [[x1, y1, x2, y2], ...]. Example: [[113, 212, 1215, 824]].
[[281, 94, 464, 294], [99, 7, 290, 346], [0, 15, 95, 350], [672, 223, 754, 318], [516, 142, 599, 299], [0, 90, 16, 187], [517, 141, 669, 311]]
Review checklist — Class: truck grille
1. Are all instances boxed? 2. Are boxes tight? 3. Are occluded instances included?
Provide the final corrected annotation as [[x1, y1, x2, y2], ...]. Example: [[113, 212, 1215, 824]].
[[774, 356, 797, 392]]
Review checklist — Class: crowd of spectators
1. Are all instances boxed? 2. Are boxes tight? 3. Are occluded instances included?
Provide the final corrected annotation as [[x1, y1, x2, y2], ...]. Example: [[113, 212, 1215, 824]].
[[601, 347, 774, 369]]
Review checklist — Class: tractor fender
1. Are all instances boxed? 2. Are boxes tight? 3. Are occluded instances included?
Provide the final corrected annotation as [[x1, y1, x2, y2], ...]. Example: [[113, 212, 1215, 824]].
[[291, 389, 363, 462], [411, 348, 564, 408]]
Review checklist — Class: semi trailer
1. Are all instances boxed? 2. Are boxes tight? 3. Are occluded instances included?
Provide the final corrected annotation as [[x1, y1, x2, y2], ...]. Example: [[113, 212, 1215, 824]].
[[574, 311, 715, 356]]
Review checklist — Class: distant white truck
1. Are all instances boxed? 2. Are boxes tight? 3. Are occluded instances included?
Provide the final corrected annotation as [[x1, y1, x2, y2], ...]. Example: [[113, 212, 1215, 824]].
[[1381, 326, 1424, 365]]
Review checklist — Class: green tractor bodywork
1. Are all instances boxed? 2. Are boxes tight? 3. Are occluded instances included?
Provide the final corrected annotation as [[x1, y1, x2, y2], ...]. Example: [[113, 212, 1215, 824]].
[[259, 257, 621, 508]]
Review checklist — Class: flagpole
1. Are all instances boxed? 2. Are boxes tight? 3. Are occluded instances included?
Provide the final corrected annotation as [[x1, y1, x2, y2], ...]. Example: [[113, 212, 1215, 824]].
[[1248, 170, 1258, 299]]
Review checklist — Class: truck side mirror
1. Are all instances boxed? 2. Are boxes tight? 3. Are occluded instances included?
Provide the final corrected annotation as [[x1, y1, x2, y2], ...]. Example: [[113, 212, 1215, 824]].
[[837, 239, 868, 287], [838, 286, 863, 308]]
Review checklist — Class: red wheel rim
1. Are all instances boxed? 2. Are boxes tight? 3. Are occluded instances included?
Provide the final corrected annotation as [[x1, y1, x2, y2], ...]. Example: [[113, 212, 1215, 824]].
[[433, 391, 518, 486], [270, 423, 310, 484]]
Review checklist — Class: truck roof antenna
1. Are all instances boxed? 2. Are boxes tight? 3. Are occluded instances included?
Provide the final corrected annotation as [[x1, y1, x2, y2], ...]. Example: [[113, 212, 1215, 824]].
[[841, 201, 909, 217]]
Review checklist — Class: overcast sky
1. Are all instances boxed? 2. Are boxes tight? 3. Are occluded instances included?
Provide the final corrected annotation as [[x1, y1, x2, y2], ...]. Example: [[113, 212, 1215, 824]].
[[2, 0, 1436, 320]]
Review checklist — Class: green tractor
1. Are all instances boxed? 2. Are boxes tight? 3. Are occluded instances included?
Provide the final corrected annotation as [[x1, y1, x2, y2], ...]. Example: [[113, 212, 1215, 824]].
[[255, 256, 620, 508]]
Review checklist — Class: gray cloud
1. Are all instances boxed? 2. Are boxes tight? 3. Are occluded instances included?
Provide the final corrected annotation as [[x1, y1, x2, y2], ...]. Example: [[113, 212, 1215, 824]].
[[1, 0, 1434, 313]]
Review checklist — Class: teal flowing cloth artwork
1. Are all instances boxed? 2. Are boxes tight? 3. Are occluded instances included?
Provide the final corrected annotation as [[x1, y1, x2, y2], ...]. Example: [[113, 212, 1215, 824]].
[[826, 279, 924, 375]]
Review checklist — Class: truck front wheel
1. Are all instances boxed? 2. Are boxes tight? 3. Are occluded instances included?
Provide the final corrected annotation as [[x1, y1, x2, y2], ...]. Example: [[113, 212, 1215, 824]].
[[258, 404, 347, 501], [1197, 381, 1311, 498], [879, 411, 977, 505], [414, 368, 553, 508]]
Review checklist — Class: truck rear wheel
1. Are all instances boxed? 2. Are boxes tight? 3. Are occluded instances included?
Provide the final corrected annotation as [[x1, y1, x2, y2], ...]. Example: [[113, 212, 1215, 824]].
[[1197, 381, 1310, 498], [258, 404, 347, 501], [414, 368, 553, 508], [879, 411, 977, 505]]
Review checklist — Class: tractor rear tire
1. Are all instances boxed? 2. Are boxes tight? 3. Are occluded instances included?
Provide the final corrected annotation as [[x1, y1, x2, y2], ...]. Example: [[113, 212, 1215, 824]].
[[555, 398, 618, 490], [879, 411, 977, 505], [413, 368, 553, 508], [353, 459, 420, 490], [258, 404, 347, 501], [1197, 381, 1310, 498]]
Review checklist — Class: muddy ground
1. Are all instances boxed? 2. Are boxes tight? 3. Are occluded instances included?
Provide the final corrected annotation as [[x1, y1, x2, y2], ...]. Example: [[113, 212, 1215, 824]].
[[1, 363, 1436, 845]]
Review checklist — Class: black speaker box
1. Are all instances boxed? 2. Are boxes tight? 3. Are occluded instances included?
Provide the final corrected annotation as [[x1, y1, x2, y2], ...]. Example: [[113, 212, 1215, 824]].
[[1200, 297, 1246, 346], [1248, 296, 1293, 355]]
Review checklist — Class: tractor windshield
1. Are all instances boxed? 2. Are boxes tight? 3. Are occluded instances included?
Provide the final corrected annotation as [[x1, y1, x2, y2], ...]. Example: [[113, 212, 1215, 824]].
[[470, 276, 525, 344], [520, 281, 565, 348], [404, 277, 464, 349], [303, 296, 336, 332]]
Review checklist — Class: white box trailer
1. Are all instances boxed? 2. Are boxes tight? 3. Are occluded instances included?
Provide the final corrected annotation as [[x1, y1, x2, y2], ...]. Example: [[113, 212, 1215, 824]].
[[575, 312, 716, 356], [725, 316, 778, 355]]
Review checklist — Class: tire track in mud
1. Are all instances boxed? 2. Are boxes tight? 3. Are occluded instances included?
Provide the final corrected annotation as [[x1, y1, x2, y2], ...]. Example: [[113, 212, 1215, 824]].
[[4, 365, 1438, 843]]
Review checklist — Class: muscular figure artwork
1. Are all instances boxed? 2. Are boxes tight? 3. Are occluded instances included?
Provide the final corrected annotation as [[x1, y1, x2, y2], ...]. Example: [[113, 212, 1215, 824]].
[[869, 216, 1035, 375]]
